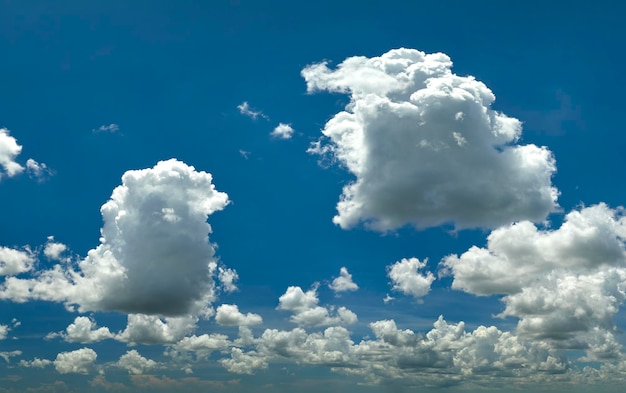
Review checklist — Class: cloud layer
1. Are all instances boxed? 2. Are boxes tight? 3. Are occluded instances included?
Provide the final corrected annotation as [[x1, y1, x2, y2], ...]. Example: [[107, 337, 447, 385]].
[[303, 48, 558, 231]]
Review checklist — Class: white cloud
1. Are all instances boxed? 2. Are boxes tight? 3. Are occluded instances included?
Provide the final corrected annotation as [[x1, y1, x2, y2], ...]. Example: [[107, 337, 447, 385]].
[[387, 258, 435, 299], [0, 159, 230, 317], [166, 333, 231, 362], [220, 348, 267, 374], [441, 203, 626, 357], [270, 123, 294, 139], [43, 236, 68, 261], [50, 316, 114, 343], [329, 267, 358, 293], [25, 158, 53, 180], [117, 314, 198, 345], [218, 266, 239, 293], [116, 350, 157, 374], [303, 48, 558, 231], [277, 286, 357, 326], [237, 102, 268, 120], [92, 124, 120, 133], [0, 246, 35, 276], [54, 347, 97, 374], [0, 128, 25, 179], [0, 350, 21, 363], [0, 324, 8, 340], [215, 304, 263, 326], [19, 357, 52, 368]]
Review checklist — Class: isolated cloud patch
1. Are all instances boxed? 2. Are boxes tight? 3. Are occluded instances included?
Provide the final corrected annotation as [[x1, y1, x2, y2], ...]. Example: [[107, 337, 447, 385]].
[[271, 123, 294, 139], [54, 348, 97, 374], [303, 48, 558, 231], [329, 267, 359, 293], [387, 258, 435, 299], [215, 304, 263, 326], [0, 159, 230, 317], [277, 286, 357, 326]]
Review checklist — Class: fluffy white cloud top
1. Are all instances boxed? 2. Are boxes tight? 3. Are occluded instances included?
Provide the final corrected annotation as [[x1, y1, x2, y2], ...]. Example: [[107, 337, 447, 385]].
[[0, 246, 35, 276], [303, 48, 558, 231], [442, 203, 626, 357], [116, 350, 158, 375], [387, 257, 435, 299], [54, 348, 97, 374], [270, 123, 294, 139], [329, 267, 359, 293], [0, 128, 25, 179], [215, 304, 263, 326], [0, 159, 231, 317], [277, 286, 357, 326]]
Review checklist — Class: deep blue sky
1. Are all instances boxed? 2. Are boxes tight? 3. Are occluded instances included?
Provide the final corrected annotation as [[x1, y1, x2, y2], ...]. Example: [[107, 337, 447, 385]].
[[1, 1, 625, 392]]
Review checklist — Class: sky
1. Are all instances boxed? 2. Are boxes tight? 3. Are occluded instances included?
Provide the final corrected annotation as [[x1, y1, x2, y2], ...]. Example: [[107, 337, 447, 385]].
[[0, 0, 625, 392]]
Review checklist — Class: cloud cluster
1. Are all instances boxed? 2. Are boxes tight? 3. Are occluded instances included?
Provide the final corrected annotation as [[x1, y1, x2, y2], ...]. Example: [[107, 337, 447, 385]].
[[442, 203, 626, 357], [277, 286, 357, 326], [0, 128, 49, 182], [303, 48, 558, 231], [0, 159, 231, 317]]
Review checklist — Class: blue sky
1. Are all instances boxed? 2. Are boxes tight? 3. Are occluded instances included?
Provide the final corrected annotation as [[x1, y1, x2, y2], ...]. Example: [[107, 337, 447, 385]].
[[1, 1, 625, 392]]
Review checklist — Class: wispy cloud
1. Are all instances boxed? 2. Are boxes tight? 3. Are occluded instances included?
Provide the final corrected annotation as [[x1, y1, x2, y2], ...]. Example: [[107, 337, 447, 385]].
[[92, 124, 120, 133], [237, 102, 268, 120]]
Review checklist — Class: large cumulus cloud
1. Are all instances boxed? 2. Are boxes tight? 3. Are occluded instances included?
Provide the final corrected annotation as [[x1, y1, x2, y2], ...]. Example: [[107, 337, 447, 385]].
[[0, 159, 230, 317], [442, 203, 626, 357], [303, 48, 558, 231]]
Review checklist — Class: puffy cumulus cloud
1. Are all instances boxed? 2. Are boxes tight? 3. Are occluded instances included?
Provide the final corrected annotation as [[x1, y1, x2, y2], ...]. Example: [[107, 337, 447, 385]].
[[387, 258, 435, 299], [220, 347, 267, 374], [48, 316, 114, 343], [0, 159, 230, 317], [54, 347, 97, 374], [303, 48, 558, 231], [329, 267, 358, 293], [43, 237, 68, 261], [19, 357, 53, 368], [0, 128, 25, 179], [166, 333, 230, 362], [0, 324, 7, 340], [441, 203, 626, 357], [215, 304, 263, 326], [277, 286, 357, 326], [116, 350, 157, 374], [0, 246, 35, 276], [270, 123, 294, 139], [117, 314, 198, 345]]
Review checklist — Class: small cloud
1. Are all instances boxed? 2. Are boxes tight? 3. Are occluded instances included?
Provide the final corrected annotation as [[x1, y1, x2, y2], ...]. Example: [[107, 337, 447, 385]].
[[237, 102, 268, 120], [26, 159, 54, 181], [383, 294, 395, 303], [92, 124, 120, 133], [271, 123, 294, 139], [329, 267, 359, 293], [238, 150, 251, 160]]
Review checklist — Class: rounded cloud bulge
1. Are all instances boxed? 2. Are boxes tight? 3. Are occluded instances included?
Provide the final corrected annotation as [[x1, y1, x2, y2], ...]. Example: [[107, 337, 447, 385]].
[[0, 159, 231, 317], [303, 48, 559, 231]]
